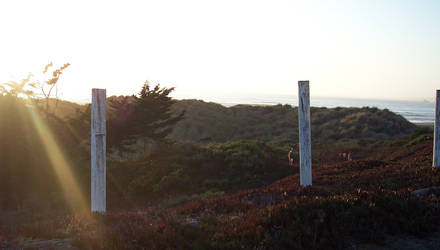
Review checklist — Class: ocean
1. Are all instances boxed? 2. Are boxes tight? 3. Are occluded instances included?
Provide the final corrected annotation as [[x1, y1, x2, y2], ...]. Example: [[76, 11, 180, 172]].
[[178, 95, 435, 124]]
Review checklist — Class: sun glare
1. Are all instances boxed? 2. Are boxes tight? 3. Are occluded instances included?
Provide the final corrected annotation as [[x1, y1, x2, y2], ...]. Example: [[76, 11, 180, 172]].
[[26, 104, 89, 212]]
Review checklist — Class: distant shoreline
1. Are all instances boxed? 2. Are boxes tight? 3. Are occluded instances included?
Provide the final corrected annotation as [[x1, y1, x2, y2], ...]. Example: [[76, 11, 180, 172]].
[[414, 122, 434, 128]]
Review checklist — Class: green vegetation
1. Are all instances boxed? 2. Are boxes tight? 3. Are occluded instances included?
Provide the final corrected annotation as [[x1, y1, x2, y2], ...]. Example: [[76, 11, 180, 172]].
[[169, 101, 418, 144], [3, 137, 440, 249], [0, 88, 420, 211], [107, 140, 291, 206], [107, 82, 185, 155], [0, 71, 434, 249], [0, 64, 88, 211]]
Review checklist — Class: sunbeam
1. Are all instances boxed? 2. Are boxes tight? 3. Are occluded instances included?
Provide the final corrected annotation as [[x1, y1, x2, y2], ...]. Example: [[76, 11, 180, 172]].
[[26, 104, 89, 212]]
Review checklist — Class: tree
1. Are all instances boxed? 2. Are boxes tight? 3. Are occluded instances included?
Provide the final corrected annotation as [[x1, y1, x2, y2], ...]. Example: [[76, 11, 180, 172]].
[[106, 95, 135, 157], [0, 62, 70, 116], [0, 73, 34, 98], [34, 62, 71, 115], [0, 63, 94, 212], [131, 82, 184, 140], [107, 81, 185, 154]]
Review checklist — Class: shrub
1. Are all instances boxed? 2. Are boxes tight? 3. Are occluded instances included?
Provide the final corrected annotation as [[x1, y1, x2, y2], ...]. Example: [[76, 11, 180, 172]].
[[154, 168, 190, 192], [209, 140, 266, 172]]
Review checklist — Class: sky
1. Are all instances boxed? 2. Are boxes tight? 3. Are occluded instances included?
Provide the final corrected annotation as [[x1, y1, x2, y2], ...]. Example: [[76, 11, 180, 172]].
[[0, 0, 439, 102]]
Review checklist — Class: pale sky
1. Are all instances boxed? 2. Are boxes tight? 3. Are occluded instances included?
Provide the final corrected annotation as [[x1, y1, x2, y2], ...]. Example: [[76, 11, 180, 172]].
[[0, 0, 439, 102]]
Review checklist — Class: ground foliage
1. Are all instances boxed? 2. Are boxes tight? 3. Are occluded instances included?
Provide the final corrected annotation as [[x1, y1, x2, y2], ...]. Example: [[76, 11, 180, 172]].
[[3, 132, 440, 249], [0, 83, 434, 249], [169, 100, 418, 144], [0, 94, 88, 211]]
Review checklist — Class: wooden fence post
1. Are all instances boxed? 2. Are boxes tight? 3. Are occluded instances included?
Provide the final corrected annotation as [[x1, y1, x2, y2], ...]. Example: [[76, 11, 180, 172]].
[[434, 90, 440, 168], [91, 89, 106, 213], [298, 81, 312, 186]]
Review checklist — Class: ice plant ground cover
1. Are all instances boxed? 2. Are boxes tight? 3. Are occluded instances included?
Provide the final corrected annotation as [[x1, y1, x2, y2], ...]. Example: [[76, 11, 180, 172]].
[[2, 137, 440, 249]]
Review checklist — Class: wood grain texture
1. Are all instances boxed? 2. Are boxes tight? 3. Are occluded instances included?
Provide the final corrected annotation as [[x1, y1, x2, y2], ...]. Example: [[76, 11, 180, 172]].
[[298, 81, 312, 186], [91, 89, 106, 213]]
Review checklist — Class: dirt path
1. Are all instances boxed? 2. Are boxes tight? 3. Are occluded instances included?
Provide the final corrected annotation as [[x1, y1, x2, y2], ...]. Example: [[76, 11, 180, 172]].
[[2, 238, 79, 250]]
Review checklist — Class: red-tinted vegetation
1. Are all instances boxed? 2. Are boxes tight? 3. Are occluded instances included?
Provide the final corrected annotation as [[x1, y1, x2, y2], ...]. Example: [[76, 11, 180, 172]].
[[2, 137, 440, 249]]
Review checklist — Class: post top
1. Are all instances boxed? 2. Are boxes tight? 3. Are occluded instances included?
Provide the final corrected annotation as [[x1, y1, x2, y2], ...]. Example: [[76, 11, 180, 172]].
[[92, 88, 106, 91], [298, 80, 309, 84]]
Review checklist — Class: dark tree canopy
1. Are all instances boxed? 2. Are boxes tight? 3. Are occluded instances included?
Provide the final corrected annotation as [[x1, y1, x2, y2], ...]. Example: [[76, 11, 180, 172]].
[[107, 81, 184, 152]]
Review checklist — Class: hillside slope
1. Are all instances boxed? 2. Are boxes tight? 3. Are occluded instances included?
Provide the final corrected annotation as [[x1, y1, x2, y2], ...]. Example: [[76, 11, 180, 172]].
[[169, 99, 418, 144], [4, 134, 440, 249], [44, 98, 418, 144], [34, 98, 86, 118]]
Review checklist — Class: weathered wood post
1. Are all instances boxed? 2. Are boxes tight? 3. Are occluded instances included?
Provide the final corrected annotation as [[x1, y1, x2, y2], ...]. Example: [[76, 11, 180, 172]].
[[298, 81, 312, 186], [91, 89, 106, 213], [433, 90, 440, 168]]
